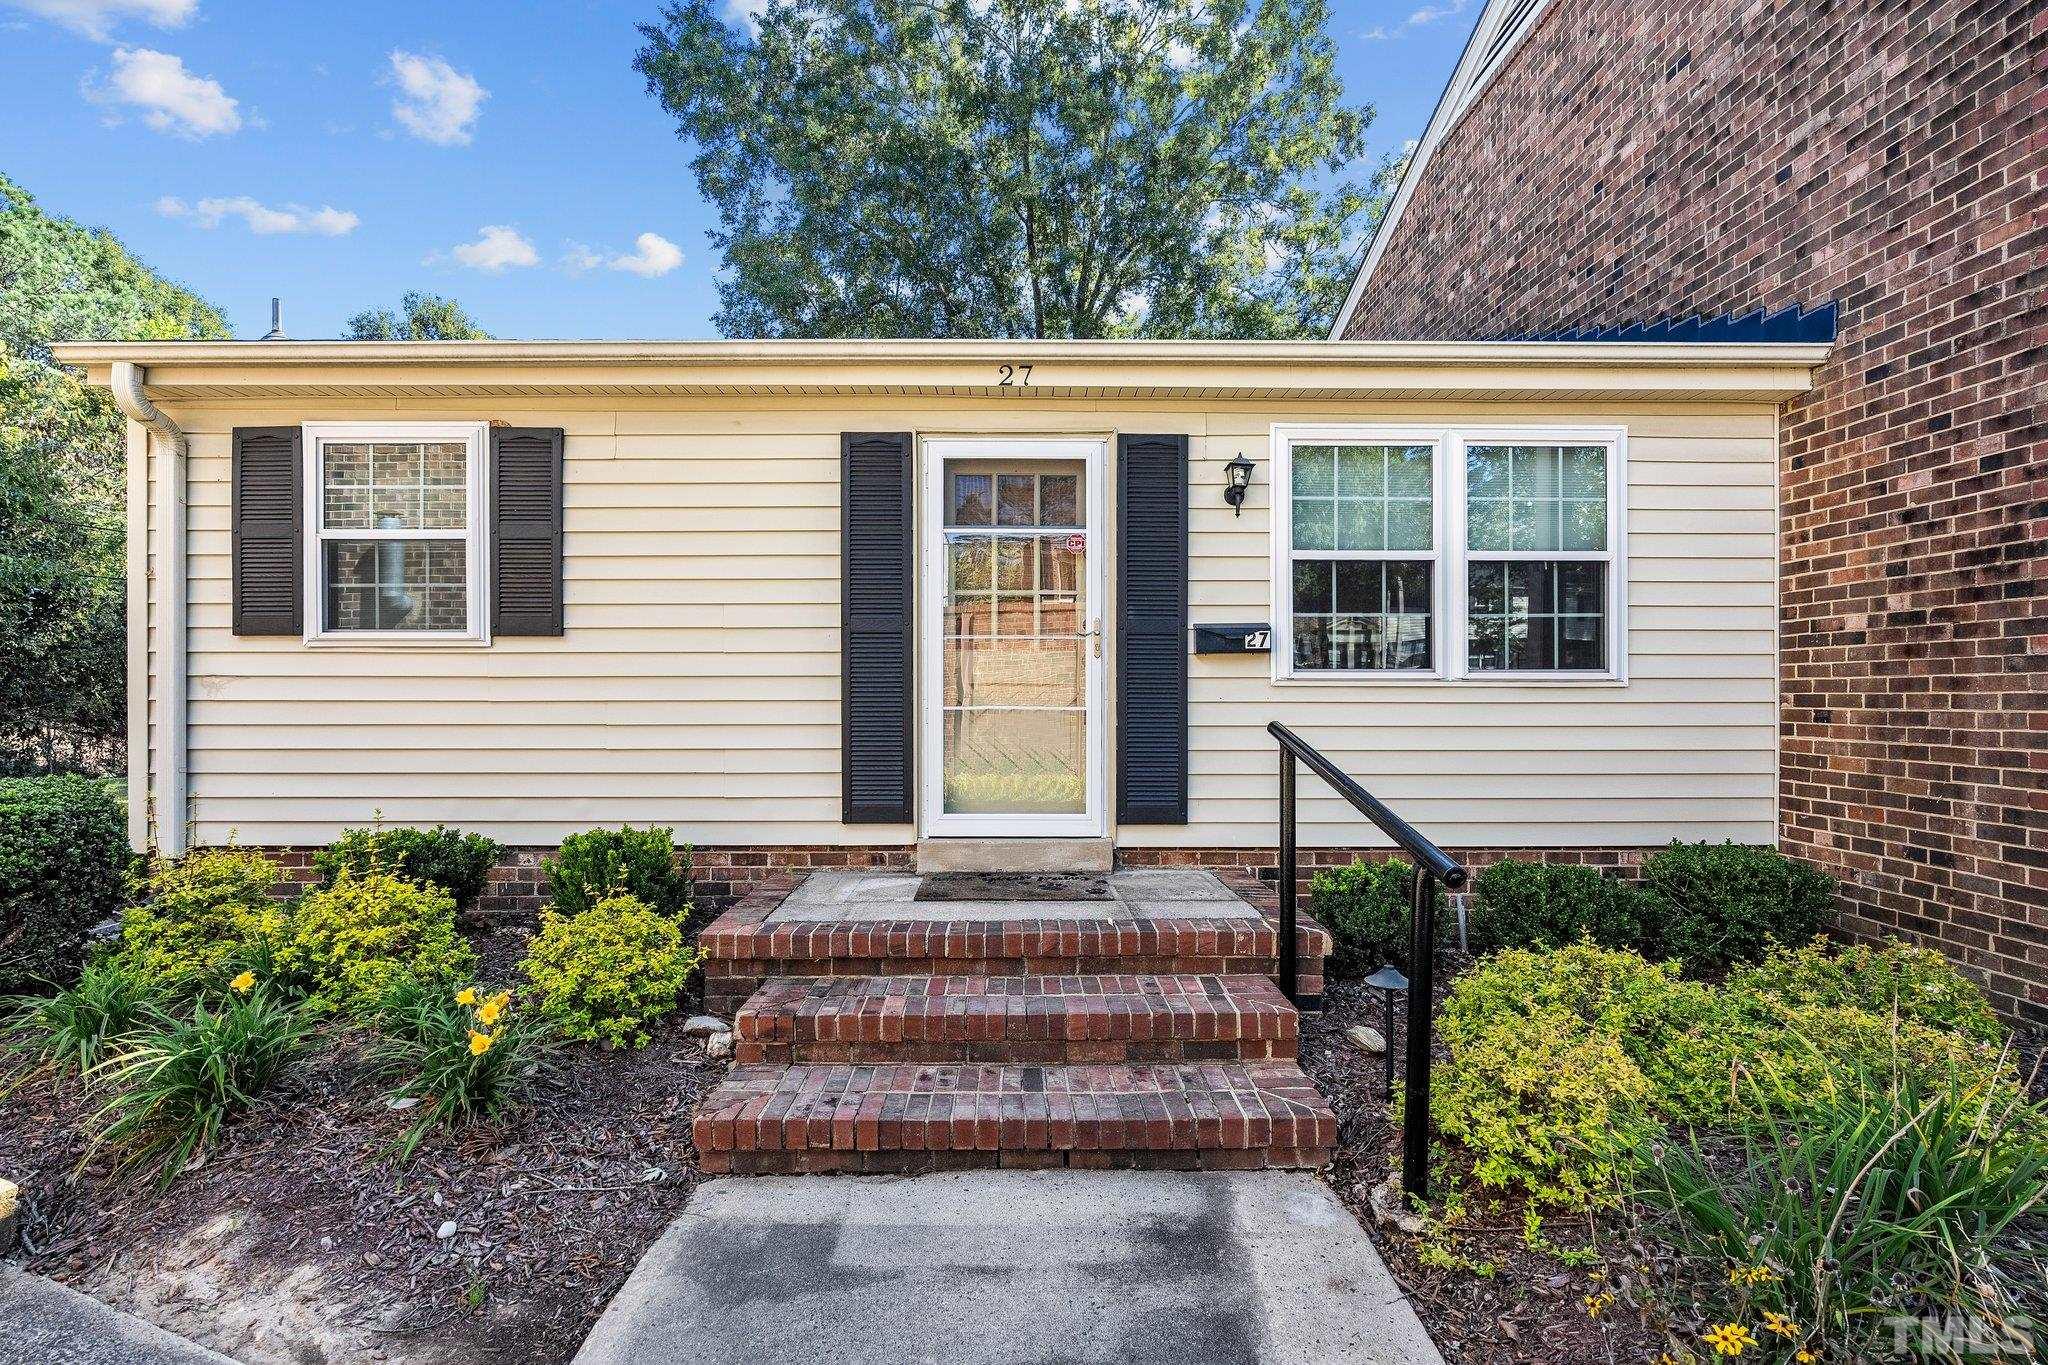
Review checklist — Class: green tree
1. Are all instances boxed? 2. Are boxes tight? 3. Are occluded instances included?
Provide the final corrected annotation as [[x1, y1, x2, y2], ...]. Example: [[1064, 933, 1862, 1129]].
[[345, 291, 492, 341], [0, 172, 229, 773], [636, 0, 1380, 339]]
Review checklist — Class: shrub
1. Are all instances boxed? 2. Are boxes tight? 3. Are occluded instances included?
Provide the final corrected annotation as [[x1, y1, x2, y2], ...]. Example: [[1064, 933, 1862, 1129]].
[[5, 953, 164, 1075], [1432, 938, 2024, 1213], [1465, 859, 1645, 957], [1308, 857, 1437, 977], [118, 848, 288, 990], [0, 774, 128, 990], [312, 823, 503, 908], [1434, 942, 1722, 1205], [1639, 1067, 2048, 1363], [1640, 841, 1835, 975], [543, 826, 688, 918], [1727, 936, 2003, 1043], [521, 894, 698, 1047], [372, 977, 553, 1160], [90, 983, 309, 1185], [280, 871, 473, 1016]]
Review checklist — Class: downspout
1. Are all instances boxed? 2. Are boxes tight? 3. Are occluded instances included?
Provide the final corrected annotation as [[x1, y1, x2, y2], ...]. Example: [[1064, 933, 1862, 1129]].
[[110, 361, 189, 859]]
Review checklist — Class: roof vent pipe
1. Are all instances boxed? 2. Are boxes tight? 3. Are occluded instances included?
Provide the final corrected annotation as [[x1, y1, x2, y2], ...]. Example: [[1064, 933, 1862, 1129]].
[[261, 297, 285, 340]]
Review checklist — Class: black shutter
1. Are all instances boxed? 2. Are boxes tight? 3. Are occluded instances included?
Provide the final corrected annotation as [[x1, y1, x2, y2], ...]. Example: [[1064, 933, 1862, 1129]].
[[841, 432, 915, 823], [492, 427, 564, 636], [231, 426, 302, 636], [1117, 433, 1189, 824]]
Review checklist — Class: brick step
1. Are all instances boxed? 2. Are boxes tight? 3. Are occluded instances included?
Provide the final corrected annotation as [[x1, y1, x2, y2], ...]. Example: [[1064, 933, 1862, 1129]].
[[733, 973, 1299, 1065], [702, 911, 1327, 1015], [693, 1061, 1337, 1175]]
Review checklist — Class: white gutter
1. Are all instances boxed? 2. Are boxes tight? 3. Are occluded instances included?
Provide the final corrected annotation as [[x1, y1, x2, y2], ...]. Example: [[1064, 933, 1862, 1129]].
[[109, 361, 188, 859]]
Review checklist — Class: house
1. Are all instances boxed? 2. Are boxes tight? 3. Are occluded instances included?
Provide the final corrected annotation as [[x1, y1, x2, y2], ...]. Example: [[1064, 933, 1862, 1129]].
[[1331, 0, 2045, 1023], [54, 338, 1825, 918]]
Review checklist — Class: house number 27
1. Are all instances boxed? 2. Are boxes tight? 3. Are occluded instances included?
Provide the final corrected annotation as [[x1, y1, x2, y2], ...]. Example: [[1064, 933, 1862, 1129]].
[[997, 363, 1034, 386]]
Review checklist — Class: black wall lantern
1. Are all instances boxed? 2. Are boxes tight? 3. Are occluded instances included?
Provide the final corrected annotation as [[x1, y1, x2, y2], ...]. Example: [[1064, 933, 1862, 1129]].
[[1223, 452, 1255, 515]]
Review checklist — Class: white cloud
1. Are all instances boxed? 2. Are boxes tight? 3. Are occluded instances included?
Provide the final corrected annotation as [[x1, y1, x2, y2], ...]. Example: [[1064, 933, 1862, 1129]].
[[560, 242, 604, 275], [560, 233, 685, 278], [607, 232, 684, 278], [721, 0, 767, 31], [6, 0, 193, 41], [1359, 0, 1469, 40], [156, 194, 358, 236], [387, 50, 485, 146], [443, 224, 537, 273], [98, 46, 239, 136]]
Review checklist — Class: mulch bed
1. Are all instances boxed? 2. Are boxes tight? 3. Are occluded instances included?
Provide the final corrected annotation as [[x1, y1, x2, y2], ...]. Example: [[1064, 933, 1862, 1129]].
[[0, 921, 726, 1364], [1302, 967, 1667, 1365]]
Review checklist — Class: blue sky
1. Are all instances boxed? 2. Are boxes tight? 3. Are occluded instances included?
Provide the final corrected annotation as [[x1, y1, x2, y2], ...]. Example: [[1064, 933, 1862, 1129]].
[[0, 0, 1475, 339]]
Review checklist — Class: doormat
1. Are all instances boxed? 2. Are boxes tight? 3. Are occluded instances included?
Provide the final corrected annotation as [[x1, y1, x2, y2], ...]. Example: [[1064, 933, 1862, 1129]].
[[913, 873, 1117, 903]]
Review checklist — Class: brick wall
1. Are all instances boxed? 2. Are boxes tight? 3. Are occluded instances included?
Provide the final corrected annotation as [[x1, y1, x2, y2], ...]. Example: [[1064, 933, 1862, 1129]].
[[262, 840, 1629, 922], [265, 844, 915, 919], [1343, 0, 2047, 1021]]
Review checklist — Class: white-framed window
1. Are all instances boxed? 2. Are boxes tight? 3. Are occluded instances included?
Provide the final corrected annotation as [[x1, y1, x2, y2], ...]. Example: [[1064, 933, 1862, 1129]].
[[1270, 426, 1446, 680], [302, 422, 489, 644], [1271, 424, 1626, 683]]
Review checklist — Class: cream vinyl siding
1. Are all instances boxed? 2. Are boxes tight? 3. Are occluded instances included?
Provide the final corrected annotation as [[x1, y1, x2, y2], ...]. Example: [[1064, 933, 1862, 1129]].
[[142, 396, 1777, 851]]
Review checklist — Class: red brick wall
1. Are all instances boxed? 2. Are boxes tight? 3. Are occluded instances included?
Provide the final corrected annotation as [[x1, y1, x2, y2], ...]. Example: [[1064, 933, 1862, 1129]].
[[265, 844, 915, 918], [1344, 0, 2047, 1022]]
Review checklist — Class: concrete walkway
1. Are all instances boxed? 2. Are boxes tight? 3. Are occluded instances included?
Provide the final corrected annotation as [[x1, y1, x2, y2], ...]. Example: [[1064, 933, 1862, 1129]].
[[0, 1264, 238, 1365], [576, 1171, 1442, 1365]]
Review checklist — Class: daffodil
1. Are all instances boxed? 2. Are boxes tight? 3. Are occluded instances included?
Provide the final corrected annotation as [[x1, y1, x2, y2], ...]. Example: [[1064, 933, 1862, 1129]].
[[229, 970, 256, 994], [455, 987, 478, 1007], [1703, 1322, 1757, 1357], [469, 1029, 495, 1056]]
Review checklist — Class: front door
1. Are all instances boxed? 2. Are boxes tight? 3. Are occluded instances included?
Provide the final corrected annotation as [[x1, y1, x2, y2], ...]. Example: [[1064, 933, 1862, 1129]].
[[921, 438, 1106, 837]]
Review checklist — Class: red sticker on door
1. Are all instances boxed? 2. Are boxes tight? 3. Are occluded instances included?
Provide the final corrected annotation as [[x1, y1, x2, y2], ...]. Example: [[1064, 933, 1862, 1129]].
[[1064, 533, 1086, 552]]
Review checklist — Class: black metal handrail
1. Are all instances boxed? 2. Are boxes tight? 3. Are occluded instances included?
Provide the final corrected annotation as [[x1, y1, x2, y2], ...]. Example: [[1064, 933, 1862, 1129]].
[[1268, 720, 1468, 1200]]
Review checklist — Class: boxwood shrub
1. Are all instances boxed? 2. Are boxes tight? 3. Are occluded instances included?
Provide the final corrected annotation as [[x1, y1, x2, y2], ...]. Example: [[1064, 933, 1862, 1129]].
[[312, 823, 503, 908], [1307, 857, 1438, 977], [1466, 860, 1645, 957], [543, 826, 689, 918], [1641, 840, 1835, 975], [0, 774, 129, 990]]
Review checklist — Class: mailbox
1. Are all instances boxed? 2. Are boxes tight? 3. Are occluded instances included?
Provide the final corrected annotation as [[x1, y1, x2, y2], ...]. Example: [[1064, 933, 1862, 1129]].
[[1193, 622, 1273, 655]]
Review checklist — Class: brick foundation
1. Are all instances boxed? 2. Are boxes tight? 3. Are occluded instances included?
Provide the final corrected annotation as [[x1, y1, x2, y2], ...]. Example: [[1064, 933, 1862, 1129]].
[[255, 844, 916, 919], [1342, 0, 2047, 1023], [256, 840, 1640, 923]]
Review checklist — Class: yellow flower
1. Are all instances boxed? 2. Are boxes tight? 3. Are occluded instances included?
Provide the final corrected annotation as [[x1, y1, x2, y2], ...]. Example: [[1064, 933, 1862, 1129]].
[[229, 970, 256, 994], [1703, 1322, 1757, 1357], [1582, 1292, 1615, 1319], [477, 992, 509, 1027], [1762, 1312, 1800, 1339], [1795, 1351, 1818, 1363], [1729, 1264, 1777, 1286], [468, 1030, 495, 1056], [455, 987, 478, 1006]]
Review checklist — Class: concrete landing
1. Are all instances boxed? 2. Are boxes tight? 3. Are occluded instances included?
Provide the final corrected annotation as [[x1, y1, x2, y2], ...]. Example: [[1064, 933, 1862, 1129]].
[[770, 869, 1259, 922], [0, 1265, 238, 1365], [575, 1171, 1443, 1365]]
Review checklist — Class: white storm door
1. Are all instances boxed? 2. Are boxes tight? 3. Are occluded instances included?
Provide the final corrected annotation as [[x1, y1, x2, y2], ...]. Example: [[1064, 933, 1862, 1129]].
[[921, 438, 1106, 838]]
